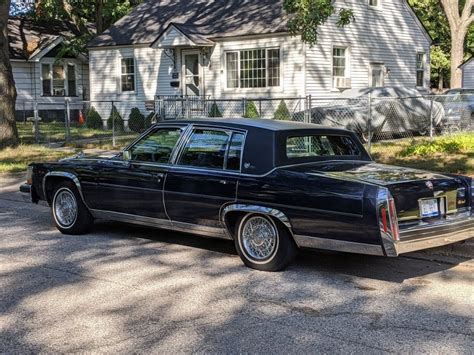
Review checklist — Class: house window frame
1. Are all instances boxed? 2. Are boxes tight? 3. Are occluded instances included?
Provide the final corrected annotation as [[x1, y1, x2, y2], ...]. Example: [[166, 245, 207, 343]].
[[416, 52, 426, 88], [40, 61, 77, 97], [368, 0, 382, 9], [331, 45, 351, 89], [224, 47, 282, 90], [369, 62, 386, 87], [119, 56, 137, 93], [67, 63, 77, 97]]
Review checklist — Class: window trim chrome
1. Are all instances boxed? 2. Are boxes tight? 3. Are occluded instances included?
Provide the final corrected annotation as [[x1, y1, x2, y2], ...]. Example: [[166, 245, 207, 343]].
[[125, 125, 189, 166], [173, 124, 248, 174]]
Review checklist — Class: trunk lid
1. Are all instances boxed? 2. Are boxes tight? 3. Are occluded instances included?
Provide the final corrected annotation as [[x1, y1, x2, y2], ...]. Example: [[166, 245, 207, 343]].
[[282, 161, 469, 223]]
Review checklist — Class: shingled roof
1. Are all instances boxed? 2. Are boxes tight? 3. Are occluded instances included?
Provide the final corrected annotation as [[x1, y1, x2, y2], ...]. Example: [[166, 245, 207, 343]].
[[88, 0, 288, 48], [8, 17, 82, 60]]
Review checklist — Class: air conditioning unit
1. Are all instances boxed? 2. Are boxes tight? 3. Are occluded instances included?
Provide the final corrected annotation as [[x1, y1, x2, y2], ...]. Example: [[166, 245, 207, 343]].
[[333, 77, 351, 89]]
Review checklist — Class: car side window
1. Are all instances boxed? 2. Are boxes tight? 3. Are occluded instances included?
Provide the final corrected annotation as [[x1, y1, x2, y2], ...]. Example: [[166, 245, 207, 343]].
[[129, 128, 182, 163], [226, 132, 245, 171], [178, 129, 230, 170]]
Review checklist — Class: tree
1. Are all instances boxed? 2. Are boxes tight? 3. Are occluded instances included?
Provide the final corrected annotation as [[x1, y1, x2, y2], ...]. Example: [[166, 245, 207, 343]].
[[1, 0, 19, 148], [283, 0, 354, 46], [440, 0, 473, 88]]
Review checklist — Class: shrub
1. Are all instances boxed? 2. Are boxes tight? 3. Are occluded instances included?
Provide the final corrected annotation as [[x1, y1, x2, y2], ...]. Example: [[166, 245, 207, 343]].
[[243, 100, 260, 119], [398, 133, 474, 157], [128, 107, 146, 133], [145, 112, 155, 127], [274, 100, 291, 121], [107, 105, 124, 131], [85, 106, 103, 129], [208, 101, 223, 117]]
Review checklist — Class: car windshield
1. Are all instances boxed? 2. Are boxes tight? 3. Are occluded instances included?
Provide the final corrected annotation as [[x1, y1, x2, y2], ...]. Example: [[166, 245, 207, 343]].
[[286, 135, 361, 159]]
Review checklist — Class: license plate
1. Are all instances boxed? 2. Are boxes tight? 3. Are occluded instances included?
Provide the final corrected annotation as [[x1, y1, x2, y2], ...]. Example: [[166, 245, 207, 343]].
[[420, 199, 439, 218]]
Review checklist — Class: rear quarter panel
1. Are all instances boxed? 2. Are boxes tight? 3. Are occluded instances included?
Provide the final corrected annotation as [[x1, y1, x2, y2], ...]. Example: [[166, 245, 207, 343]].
[[237, 170, 381, 245]]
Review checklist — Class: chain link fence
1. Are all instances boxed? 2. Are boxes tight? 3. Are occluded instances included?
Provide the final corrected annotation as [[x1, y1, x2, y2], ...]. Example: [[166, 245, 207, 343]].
[[15, 99, 156, 147], [15, 93, 473, 152]]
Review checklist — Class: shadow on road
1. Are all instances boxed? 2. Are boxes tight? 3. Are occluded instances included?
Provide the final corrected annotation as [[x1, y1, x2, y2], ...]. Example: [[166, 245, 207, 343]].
[[93, 220, 472, 284]]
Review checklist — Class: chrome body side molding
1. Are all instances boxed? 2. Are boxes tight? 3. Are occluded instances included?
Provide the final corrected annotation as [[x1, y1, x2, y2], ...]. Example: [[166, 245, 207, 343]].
[[220, 204, 294, 234], [294, 235, 385, 256], [42, 171, 88, 208], [90, 209, 231, 240]]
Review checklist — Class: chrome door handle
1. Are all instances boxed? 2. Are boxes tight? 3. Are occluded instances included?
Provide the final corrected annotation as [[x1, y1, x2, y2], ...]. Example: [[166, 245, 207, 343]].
[[155, 173, 165, 182], [219, 179, 228, 185]]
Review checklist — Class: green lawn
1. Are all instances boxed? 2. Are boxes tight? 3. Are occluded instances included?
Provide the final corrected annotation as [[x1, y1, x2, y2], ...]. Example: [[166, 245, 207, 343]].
[[0, 145, 79, 174], [371, 133, 474, 176]]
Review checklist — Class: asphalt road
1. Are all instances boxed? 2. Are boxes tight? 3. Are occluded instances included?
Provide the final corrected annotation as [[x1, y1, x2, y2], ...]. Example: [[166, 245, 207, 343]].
[[1, 174, 473, 353]]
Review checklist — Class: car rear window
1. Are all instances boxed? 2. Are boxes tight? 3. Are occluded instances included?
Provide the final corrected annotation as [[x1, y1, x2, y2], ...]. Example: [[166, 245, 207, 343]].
[[286, 135, 361, 158]]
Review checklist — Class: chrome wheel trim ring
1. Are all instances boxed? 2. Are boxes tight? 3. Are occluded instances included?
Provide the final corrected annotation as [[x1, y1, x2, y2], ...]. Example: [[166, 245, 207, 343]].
[[53, 188, 78, 229], [238, 214, 279, 264]]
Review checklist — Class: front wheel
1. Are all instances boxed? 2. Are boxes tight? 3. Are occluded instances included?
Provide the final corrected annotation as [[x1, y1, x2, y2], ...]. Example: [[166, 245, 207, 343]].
[[51, 181, 93, 235], [235, 214, 297, 271]]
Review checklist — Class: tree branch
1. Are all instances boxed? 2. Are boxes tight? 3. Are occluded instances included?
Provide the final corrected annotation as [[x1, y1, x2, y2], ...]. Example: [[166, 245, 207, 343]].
[[460, 0, 474, 24], [439, 0, 459, 28]]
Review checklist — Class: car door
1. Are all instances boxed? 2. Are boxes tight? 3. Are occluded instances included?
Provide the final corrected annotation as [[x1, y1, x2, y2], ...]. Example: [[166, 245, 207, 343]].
[[95, 126, 186, 220], [164, 127, 245, 229]]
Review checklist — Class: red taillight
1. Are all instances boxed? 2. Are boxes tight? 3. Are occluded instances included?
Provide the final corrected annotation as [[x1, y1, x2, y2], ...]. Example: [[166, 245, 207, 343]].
[[381, 207, 388, 233], [378, 189, 399, 242], [388, 198, 399, 241]]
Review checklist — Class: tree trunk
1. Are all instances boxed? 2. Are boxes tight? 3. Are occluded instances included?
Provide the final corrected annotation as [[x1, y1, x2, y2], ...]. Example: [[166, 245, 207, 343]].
[[0, 0, 19, 148], [450, 28, 466, 88], [440, 0, 474, 89], [438, 70, 444, 91], [95, 0, 104, 35]]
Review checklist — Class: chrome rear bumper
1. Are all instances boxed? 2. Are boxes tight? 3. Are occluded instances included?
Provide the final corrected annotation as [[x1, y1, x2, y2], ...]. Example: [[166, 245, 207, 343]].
[[385, 216, 473, 256]]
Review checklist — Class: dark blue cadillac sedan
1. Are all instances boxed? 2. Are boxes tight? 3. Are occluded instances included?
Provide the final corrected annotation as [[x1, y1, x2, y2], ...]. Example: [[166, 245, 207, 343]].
[[20, 119, 473, 271]]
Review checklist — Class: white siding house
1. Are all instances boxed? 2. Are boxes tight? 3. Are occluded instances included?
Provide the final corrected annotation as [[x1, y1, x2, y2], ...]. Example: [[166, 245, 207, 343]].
[[460, 58, 474, 88], [87, 0, 431, 118], [9, 18, 89, 120]]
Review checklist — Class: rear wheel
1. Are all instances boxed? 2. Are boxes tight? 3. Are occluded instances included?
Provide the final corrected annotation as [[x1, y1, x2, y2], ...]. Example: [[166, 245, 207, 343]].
[[234, 214, 296, 272], [51, 181, 93, 235]]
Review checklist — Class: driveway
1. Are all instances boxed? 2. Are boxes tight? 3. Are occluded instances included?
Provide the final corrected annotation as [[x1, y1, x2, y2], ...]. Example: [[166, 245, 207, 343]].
[[1, 174, 473, 353]]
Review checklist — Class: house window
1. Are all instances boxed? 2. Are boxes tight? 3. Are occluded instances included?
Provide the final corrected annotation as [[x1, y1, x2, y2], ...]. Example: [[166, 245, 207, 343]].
[[369, 0, 380, 7], [52, 64, 66, 96], [41, 64, 52, 96], [226, 52, 239, 89], [42, 63, 74, 96], [121, 58, 135, 92], [67, 64, 76, 96], [416, 53, 425, 87], [332, 47, 351, 88], [225, 48, 280, 89]]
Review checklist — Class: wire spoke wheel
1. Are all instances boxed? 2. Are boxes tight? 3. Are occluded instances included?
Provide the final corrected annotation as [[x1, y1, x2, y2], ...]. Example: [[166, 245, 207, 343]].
[[240, 215, 278, 262], [53, 188, 78, 228]]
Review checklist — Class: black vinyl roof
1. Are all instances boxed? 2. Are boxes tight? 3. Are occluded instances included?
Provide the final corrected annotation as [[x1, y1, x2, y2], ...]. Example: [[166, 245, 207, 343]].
[[166, 118, 351, 133]]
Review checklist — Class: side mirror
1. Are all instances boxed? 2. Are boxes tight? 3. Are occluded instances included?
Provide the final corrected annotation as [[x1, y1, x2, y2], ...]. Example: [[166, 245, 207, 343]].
[[122, 150, 131, 161]]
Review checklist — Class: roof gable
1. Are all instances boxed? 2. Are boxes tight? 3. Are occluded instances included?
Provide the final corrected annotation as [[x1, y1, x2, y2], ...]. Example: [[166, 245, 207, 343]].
[[460, 57, 473, 69], [152, 23, 215, 48], [8, 17, 83, 60]]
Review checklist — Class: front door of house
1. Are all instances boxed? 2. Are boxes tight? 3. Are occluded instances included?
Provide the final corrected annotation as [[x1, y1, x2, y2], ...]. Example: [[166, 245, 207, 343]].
[[182, 50, 201, 96], [369, 63, 385, 87]]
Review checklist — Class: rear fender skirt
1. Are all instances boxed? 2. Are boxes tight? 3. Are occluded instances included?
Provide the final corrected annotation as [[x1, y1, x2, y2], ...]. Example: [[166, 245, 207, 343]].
[[42, 171, 89, 208], [220, 204, 294, 239]]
